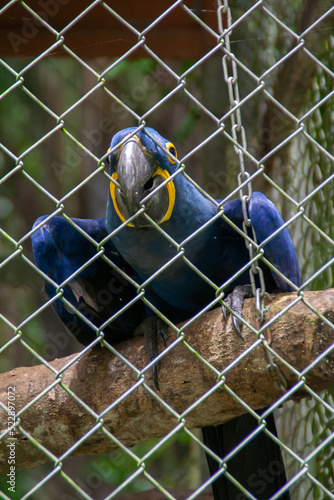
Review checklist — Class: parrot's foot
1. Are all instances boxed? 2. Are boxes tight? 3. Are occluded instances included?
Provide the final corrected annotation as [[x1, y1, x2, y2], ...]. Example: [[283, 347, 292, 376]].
[[135, 316, 168, 390], [222, 285, 253, 339]]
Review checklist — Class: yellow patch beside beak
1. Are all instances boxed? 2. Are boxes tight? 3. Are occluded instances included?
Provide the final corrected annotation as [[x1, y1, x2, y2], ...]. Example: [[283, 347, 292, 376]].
[[153, 167, 176, 224], [109, 172, 133, 226], [109, 168, 175, 227]]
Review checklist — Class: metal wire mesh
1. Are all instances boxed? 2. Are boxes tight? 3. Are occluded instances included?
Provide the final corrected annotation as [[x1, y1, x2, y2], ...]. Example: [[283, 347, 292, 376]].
[[0, 1, 333, 499]]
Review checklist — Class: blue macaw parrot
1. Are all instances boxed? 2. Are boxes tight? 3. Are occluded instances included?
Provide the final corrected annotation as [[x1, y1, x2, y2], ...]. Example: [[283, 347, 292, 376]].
[[106, 126, 301, 500], [31, 216, 147, 348]]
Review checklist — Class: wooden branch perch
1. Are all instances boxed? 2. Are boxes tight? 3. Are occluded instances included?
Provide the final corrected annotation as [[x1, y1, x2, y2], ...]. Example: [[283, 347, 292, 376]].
[[0, 289, 333, 474]]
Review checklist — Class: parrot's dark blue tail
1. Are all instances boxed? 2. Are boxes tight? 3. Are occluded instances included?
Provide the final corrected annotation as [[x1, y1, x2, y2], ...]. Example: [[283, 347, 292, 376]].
[[202, 411, 290, 500]]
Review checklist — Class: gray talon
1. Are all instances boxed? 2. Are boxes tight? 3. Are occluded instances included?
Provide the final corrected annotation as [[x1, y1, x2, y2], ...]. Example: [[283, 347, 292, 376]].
[[223, 285, 253, 339], [152, 364, 160, 391], [157, 319, 168, 347], [141, 316, 168, 390], [232, 315, 244, 340]]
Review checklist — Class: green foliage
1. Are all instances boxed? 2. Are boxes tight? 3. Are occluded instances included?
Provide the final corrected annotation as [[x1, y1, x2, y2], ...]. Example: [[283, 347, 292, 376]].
[[303, 37, 334, 292], [280, 34, 334, 500]]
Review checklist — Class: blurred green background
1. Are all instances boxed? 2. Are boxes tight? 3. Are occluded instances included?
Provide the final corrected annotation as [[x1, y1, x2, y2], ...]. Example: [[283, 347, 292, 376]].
[[0, 1, 333, 498]]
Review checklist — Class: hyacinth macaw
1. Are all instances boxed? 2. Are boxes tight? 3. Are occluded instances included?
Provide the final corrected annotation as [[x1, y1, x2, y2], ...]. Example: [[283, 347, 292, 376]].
[[31, 216, 146, 348], [105, 126, 301, 500]]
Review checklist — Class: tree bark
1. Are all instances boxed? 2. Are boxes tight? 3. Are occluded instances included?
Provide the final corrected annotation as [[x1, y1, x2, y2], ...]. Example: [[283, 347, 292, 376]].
[[0, 289, 333, 474]]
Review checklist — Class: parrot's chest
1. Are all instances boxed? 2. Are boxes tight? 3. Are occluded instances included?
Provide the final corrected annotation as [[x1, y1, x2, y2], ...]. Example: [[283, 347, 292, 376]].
[[107, 201, 250, 314], [113, 227, 246, 314]]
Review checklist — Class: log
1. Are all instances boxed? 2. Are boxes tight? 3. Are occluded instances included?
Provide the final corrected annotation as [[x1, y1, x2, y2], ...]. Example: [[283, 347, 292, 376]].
[[0, 289, 333, 474]]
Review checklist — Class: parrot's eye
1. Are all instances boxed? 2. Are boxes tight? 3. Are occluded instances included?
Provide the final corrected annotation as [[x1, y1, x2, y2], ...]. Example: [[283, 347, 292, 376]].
[[166, 142, 177, 163]]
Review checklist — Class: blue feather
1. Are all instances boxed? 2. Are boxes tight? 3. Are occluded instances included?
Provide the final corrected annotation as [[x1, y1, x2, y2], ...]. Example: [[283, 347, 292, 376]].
[[31, 216, 146, 346], [106, 127, 300, 500], [107, 128, 300, 320]]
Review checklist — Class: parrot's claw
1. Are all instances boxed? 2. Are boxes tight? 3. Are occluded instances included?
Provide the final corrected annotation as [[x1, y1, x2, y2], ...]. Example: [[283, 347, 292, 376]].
[[222, 304, 228, 322], [222, 285, 253, 340], [135, 316, 168, 390]]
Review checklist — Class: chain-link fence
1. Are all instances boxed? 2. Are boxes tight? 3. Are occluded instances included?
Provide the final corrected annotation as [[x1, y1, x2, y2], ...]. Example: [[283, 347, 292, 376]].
[[0, 1, 334, 499]]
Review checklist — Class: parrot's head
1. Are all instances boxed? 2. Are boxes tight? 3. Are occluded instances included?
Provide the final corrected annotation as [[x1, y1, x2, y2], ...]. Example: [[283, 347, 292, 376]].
[[107, 127, 178, 229]]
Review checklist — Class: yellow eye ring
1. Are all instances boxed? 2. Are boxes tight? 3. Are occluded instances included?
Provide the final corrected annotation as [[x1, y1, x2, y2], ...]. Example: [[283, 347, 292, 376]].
[[166, 142, 177, 163]]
